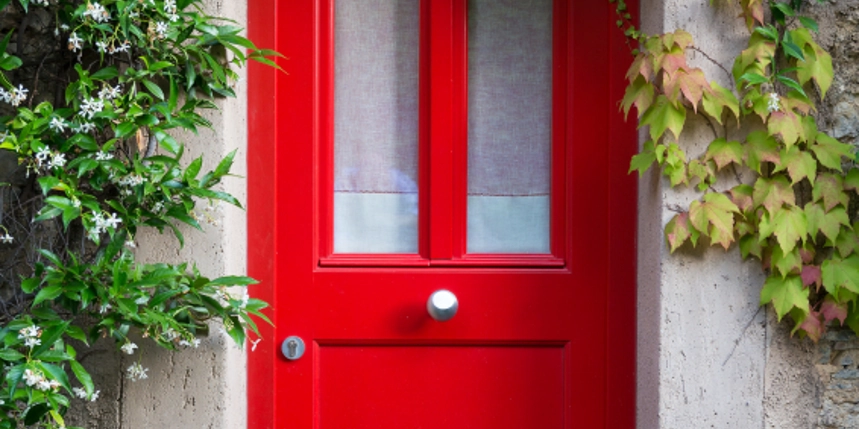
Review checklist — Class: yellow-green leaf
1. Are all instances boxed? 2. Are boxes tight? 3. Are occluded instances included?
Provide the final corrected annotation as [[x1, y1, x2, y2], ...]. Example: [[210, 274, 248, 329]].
[[813, 173, 849, 212], [705, 138, 744, 170], [689, 192, 740, 250], [822, 254, 859, 295], [621, 76, 655, 119], [760, 274, 808, 321], [811, 133, 852, 171], [745, 130, 781, 174], [753, 175, 795, 214], [664, 212, 699, 253], [768, 109, 802, 148], [758, 205, 806, 254], [771, 245, 801, 278], [640, 95, 686, 141], [775, 146, 816, 185]]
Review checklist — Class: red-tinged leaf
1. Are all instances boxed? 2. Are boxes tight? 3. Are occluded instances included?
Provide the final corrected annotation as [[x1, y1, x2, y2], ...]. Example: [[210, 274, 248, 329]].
[[775, 146, 816, 185], [621, 76, 655, 120], [768, 109, 802, 148], [800, 245, 815, 264], [705, 138, 743, 170], [671, 30, 694, 50], [772, 246, 801, 278], [744, 131, 781, 174], [760, 274, 809, 321], [688, 192, 740, 250], [801, 265, 822, 290], [687, 159, 716, 192], [845, 168, 859, 192], [665, 212, 699, 253], [734, 34, 776, 78], [626, 54, 653, 83], [821, 297, 848, 326], [660, 50, 688, 79], [758, 206, 806, 254], [822, 254, 859, 295], [752, 175, 795, 215], [740, 234, 763, 260], [798, 311, 823, 342], [640, 95, 686, 141], [812, 173, 849, 212], [729, 184, 754, 212], [811, 133, 852, 171], [740, 0, 765, 30], [678, 68, 710, 112]]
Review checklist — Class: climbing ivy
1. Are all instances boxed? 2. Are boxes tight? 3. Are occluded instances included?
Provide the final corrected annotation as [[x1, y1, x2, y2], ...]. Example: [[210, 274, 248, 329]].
[[614, 0, 859, 341]]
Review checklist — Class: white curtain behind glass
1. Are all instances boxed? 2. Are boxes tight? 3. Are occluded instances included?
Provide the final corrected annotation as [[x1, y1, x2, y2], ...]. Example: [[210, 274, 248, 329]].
[[333, 0, 420, 254], [467, 0, 553, 254]]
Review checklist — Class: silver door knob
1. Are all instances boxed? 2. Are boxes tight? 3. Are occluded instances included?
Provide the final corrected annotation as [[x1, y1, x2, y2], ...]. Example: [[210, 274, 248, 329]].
[[427, 289, 458, 322]]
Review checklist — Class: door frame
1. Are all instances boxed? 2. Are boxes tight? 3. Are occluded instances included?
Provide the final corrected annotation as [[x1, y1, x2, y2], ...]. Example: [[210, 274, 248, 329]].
[[246, 1, 638, 427]]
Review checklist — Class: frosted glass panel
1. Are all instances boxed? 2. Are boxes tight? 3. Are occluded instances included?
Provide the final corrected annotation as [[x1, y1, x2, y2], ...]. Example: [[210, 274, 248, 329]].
[[467, 0, 553, 254], [333, 0, 420, 254]]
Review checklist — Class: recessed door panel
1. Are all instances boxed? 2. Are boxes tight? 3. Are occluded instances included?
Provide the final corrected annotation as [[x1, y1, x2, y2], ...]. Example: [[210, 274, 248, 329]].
[[317, 345, 565, 429]]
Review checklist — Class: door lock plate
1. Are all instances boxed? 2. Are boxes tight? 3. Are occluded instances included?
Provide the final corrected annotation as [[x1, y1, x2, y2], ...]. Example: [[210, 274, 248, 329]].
[[281, 336, 305, 360]]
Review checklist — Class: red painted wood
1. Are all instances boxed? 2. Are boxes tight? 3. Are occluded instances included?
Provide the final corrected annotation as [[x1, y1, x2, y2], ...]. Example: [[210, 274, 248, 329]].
[[317, 345, 565, 428], [247, 1, 637, 428]]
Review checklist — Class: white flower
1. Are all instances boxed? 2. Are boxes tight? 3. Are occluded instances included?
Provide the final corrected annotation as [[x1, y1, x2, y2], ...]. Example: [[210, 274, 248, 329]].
[[84, 2, 110, 23], [18, 325, 39, 340], [250, 338, 261, 352], [152, 202, 164, 213], [168, 13, 180, 22], [126, 362, 149, 381], [24, 337, 41, 348], [96, 41, 108, 53], [767, 92, 780, 113], [99, 303, 112, 314], [125, 239, 136, 249], [95, 151, 114, 161], [49, 117, 67, 133], [0, 131, 7, 142], [36, 379, 52, 391], [32, 0, 48, 6], [98, 85, 122, 100], [48, 153, 67, 169], [23, 369, 42, 387], [68, 32, 83, 52], [35, 147, 50, 167], [0, 233, 12, 244], [90, 390, 100, 402], [60, 24, 70, 31], [163, 0, 176, 12], [76, 122, 96, 133], [73, 387, 88, 399], [104, 212, 122, 229], [163, 328, 179, 341], [71, 198, 81, 208], [121, 342, 138, 355], [179, 338, 200, 348], [80, 97, 105, 120], [155, 21, 169, 39], [47, 379, 61, 391], [5, 85, 28, 107]]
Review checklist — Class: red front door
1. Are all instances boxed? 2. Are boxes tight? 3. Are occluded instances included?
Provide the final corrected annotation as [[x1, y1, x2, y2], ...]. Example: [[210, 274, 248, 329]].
[[247, 1, 637, 428]]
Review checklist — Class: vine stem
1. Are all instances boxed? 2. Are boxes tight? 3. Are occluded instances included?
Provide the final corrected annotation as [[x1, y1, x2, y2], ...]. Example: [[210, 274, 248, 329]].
[[689, 45, 734, 89]]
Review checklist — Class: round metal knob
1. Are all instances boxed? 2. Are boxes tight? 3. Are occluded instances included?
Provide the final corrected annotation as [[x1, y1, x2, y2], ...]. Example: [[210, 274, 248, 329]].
[[427, 289, 458, 322]]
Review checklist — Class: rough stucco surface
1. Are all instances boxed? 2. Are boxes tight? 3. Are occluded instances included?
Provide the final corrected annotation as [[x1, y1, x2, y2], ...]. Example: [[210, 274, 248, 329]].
[[65, 0, 248, 426]]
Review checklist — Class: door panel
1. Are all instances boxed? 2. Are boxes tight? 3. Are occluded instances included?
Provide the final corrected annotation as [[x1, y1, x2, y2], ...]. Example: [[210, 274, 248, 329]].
[[247, 1, 637, 428], [318, 345, 565, 428]]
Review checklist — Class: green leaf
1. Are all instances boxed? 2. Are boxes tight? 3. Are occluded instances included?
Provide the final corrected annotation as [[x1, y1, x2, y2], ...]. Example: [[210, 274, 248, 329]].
[[705, 138, 743, 170], [33, 285, 63, 306], [760, 275, 808, 320], [142, 79, 165, 100], [21, 277, 41, 293], [629, 141, 657, 176], [775, 146, 816, 185], [24, 404, 50, 426], [214, 149, 236, 178], [799, 16, 818, 33], [768, 110, 802, 148], [91, 66, 119, 80], [185, 156, 203, 182], [805, 203, 849, 244], [0, 349, 25, 361], [621, 76, 654, 119], [811, 133, 852, 171], [70, 360, 94, 395], [207, 276, 259, 286], [745, 130, 780, 174], [740, 72, 769, 85], [640, 95, 686, 141], [771, 246, 801, 278], [823, 255, 859, 295], [758, 205, 806, 254], [776, 75, 806, 97], [37, 362, 71, 392]]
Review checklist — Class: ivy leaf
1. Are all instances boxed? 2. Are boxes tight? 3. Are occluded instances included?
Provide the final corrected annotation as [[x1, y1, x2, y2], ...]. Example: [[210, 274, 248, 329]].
[[801, 264, 822, 290], [745, 130, 781, 174], [676, 68, 710, 112], [705, 138, 743, 170], [798, 311, 823, 342], [640, 95, 686, 141], [775, 145, 816, 185], [753, 175, 795, 215], [665, 212, 699, 253], [701, 81, 740, 125], [729, 184, 754, 213], [836, 226, 859, 258], [626, 54, 653, 83], [811, 133, 852, 171], [771, 245, 801, 278], [758, 206, 806, 254], [768, 109, 802, 148], [688, 192, 740, 249], [740, 234, 763, 260], [629, 140, 657, 176], [621, 76, 654, 119], [845, 168, 859, 192], [822, 254, 859, 295], [760, 274, 808, 321], [821, 296, 848, 326], [792, 28, 834, 98], [805, 203, 849, 243], [812, 173, 849, 212]]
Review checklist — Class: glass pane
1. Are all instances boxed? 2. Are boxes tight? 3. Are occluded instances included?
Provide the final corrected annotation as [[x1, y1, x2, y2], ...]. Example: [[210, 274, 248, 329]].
[[333, 0, 420, 254], [467, 0, 553, 254]]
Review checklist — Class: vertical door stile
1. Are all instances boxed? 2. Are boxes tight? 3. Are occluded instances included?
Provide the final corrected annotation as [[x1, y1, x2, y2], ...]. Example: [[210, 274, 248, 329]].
[[451, 0, 468, 260], [318, 0, 335, 260], [418, 0, 432, 260], [429, 0, 455, 260], [551, 0, 569, 261]]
